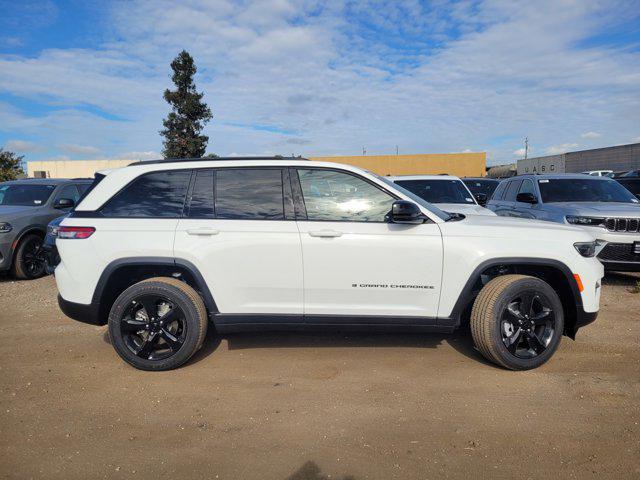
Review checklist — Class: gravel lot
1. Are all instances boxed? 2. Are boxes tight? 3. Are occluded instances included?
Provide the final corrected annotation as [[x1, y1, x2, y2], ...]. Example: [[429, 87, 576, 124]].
[[1, 273, 639, 479]]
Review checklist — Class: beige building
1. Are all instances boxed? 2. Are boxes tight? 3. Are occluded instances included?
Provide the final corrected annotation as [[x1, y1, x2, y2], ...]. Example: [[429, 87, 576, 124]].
[[28, 152, 486, 179]]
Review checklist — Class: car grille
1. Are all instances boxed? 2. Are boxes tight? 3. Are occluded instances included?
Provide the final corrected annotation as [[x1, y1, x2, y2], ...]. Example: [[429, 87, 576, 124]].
[[598, 243, 640, 263], [604, 217, 640, 232]]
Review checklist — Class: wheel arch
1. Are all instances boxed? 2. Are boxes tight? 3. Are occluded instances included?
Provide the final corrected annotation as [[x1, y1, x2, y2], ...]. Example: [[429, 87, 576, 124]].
[[10, 225, 47, 265], [445, 257, 582, 338], [92, 257, 218, 325]]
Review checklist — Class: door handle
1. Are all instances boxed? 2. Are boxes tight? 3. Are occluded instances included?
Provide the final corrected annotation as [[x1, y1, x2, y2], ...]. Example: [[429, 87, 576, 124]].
[[186, 228, 220, 236], [308, 229, 343, 238]]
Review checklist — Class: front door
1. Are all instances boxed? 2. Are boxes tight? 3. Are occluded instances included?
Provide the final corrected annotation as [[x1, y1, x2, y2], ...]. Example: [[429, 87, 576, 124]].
[[292, 168, 443, 322]]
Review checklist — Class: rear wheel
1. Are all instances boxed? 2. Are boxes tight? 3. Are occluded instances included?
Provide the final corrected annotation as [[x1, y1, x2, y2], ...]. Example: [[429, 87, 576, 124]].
[[12, 234, 47, 280], [470, 274, 564, 370], [108, 277, 208, 371]]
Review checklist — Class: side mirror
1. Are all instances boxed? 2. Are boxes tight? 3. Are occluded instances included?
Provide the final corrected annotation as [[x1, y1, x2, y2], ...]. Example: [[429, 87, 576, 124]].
[[516, 192, 538, 204], [389, 200, 424, 224], [54, 198, 75, 209], [474, 193, 488, 206]]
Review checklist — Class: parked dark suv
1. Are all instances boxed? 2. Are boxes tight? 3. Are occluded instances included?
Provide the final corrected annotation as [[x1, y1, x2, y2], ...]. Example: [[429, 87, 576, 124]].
[[0, 178, 92, 279]]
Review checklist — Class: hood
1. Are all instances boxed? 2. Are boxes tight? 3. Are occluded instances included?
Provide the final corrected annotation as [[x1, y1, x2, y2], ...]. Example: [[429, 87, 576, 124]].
[[436, 203, 496, 216], [0, 204, 41, 220], [440, 213, 595, 242], [551, 201, 640, 217]]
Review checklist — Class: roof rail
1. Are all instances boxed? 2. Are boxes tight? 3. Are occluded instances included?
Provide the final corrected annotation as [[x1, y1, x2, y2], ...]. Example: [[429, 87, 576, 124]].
[[128, 156, 310, 166]]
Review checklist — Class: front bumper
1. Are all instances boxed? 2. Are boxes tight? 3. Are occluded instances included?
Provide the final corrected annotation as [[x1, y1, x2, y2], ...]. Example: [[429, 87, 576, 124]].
[[42, 241, 59, 275], [57, 295, 103, 325]]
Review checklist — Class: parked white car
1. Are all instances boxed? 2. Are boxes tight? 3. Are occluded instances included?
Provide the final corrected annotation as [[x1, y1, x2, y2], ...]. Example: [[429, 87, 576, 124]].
[[581, 170, 613, 177], [55, 158, 603, 371], [387, 175, 496, 216]]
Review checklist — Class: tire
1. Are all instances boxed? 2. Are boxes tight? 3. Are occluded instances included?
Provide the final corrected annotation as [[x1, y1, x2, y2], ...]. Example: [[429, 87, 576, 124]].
[[470, 274, 564, 370], [12, 234, 47, 280], [108, 277, 208, 371]]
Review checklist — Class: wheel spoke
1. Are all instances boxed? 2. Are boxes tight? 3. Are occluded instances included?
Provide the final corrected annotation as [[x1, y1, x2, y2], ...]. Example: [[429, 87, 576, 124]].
[[505, 302, 524, 322], [525, 331, 545, 354], [140, 297, 158, 320], [158, 305, 182, 324], [136, 331, 160, 358], [121, 319, 148, 333], [519, 293, 536, 318], [531, 307, 552, 324], [505, 328, 522, 353], [160, 328, 183, 351]]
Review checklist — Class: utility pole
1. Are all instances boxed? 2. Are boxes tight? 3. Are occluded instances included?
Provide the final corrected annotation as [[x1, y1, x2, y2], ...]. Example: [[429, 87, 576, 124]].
[[396, 145, 399, 155], [524, 137, 529, 160], [362, 146, 366, 156]]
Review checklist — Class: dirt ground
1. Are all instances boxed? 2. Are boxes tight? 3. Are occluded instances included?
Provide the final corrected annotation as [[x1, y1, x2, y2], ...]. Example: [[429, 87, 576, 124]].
[[0, 273, 639, 480]]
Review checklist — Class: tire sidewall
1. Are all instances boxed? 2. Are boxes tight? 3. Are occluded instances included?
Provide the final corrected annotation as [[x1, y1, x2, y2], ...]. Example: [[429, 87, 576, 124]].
[[108, 281, 204, 371], [490, 278, 564, 370]]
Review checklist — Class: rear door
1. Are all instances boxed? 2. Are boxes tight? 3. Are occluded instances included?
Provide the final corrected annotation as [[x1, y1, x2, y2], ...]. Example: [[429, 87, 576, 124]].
[[292, 167, 443, 321], [174, 167, 303, 317]]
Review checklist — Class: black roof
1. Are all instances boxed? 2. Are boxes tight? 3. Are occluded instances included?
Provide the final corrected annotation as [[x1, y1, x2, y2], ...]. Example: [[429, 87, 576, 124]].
[[129, 156, 310, 166]]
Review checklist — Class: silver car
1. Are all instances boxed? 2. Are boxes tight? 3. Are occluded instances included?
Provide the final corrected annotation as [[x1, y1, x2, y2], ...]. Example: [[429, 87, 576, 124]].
[[486, 174, 640, 271]]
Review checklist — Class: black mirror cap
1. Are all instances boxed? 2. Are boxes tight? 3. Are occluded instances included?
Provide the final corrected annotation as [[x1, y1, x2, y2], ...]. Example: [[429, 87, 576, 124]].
[[474, 193, 488, 205], [516, 192, 538, 204], [390, 200, 424, 224], [54, 198, 75, 209]]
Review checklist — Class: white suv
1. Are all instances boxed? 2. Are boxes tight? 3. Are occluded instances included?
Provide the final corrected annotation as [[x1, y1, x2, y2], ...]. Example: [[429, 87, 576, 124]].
[[55, 158, 603, 371]]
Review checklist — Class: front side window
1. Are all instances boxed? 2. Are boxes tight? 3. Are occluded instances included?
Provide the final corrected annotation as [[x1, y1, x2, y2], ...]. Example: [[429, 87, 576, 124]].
[[394, 179, 475, 205], [518, 179, 535, 196], [215, 168, 285, 220], [538, 179, 639, 203], [55, 185, 81, 203], [504, 180, 523, 202], [101, 170, 190, 217], [298, 169, 395, 222], [0, 184, 56, 206]]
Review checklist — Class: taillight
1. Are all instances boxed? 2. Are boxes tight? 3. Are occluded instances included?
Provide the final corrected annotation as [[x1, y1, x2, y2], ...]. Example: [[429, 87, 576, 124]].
[[58, 226, 96, 239]]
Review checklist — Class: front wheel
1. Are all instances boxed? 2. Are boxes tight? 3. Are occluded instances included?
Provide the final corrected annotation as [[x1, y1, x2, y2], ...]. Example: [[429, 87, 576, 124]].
[[108, 277, 208, 371], [470, 274, 564, 370], [12, 234, 47, 279]]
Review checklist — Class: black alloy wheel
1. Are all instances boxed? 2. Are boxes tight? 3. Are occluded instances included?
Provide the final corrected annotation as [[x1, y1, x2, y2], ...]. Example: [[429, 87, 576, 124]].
[[500, 292, 555, 359], [120, 294, 187, 361], [13, 234, 47, 279]]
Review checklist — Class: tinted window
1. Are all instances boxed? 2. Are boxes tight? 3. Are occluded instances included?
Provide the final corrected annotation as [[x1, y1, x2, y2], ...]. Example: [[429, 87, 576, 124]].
[[618, 179, 640, 196], [101, 170, 190, 217], [394, 179, 475, 205], [490, 181, 508, 201], [0, 184, 56, 206], [215, 169, 284, 220], [298, 169, 394, 222], [188, 169, 215, 218], [518, 179, 534, 196], [76, 184, 91, 195], [55, 185, 81, 203], [504, 180, 522, 202], [538, 179, 638, 203], [463, 179, 499, 197]]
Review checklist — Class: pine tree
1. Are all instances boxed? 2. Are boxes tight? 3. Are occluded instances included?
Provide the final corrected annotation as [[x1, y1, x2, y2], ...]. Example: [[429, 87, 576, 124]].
[[0, 149, 25, 182], [160, 51, 212, 159]]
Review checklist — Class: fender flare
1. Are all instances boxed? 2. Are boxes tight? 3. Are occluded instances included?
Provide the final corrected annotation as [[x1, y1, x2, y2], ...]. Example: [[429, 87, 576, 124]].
[[441, 257, 582, 325], [92, 256, 218, 314]]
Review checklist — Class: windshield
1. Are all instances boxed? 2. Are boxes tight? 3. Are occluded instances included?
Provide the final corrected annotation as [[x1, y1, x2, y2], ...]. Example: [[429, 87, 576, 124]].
[[0, 184, 56, 206], [463, 179, 498, 197], [538, 179, 639, 203], [373, 175, 451, 221], [393, 179, 476, 205]]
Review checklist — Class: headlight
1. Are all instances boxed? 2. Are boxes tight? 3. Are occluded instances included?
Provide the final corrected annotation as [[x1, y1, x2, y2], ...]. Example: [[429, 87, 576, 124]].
[[574, 241, 597, 257], [0, 222, 12, 233], [566, 216, 605, 227]]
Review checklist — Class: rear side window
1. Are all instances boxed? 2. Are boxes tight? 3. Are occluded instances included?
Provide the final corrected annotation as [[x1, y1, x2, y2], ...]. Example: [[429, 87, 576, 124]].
[[504, 180, 522, 202], [215, 168, 285, 220], [490, 181, 507, 201], [188, 169, 215, 218], [101, 170, 190, 217]]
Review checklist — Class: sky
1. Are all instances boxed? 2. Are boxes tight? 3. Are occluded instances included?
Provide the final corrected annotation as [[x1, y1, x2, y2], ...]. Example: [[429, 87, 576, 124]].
[[0, 0, 639, 166]]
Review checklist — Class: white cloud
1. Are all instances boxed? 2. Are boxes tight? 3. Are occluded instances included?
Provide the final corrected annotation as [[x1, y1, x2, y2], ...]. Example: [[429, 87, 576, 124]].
[[119, 150, 161, 160], [3, 139, 42, 152], [0, 0, 639, 163], [59, 144, 102, 156], [581, 131, 601, 139], [513, 148, 526, 156], [545, 143, 579, 155]]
